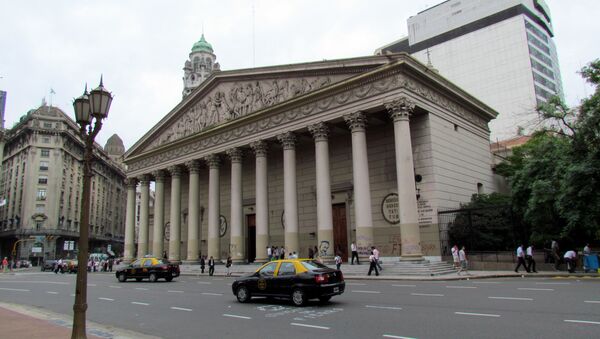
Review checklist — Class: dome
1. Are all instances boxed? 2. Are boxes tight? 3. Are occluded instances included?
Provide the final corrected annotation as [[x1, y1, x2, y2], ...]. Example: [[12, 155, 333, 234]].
[[104, 133, 125, 156], [191, 34, 214, 53]]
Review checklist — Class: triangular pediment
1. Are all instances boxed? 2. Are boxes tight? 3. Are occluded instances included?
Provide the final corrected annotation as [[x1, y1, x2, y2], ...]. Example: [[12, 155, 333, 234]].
[[126, 57, 387, 157]]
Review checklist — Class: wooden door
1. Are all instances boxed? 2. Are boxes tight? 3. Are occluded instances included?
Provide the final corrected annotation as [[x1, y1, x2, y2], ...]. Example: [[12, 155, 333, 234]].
[[246, 214, 256, 263], [332, 203, 348, 262]]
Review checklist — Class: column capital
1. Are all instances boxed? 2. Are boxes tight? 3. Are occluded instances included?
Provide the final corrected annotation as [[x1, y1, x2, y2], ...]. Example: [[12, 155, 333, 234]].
[[344, 111, 367, 132], [168, 165, 184, 177], [185, 159, 202, 174], [308, 122, 329, 141], [204, 154, 221, 169], [126, 177, 138, 189], [152, 169, 168, 182], [385, 97, 416, 122], [138, 174, 152, 185], [226, 148, 243, 163], [250, 140, 268, 157], [277, 131, 296, 150]]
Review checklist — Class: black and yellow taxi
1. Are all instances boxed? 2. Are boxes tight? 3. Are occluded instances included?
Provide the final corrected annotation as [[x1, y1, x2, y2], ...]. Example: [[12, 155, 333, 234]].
[[231, 259, 345, 306], [115, 256, 180, 282]]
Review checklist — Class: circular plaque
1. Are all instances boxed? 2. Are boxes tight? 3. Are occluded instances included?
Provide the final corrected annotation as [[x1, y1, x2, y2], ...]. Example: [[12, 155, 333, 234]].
[[381, 193, 400, 224], [219, 215, 227, 238]]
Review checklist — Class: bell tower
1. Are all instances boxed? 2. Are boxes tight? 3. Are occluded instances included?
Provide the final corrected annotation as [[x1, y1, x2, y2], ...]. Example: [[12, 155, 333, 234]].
[[182, 34, 220, 98]]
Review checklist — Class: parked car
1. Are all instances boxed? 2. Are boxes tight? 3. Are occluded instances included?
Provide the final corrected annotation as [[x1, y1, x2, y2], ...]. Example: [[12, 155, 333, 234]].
[[232, 259, 345, 306], [41, 259, 58, 272], [115, 257, 180, 282]]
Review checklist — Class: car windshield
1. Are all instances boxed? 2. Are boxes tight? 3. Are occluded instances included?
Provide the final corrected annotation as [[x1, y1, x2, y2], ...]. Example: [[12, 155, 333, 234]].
[[300, 260, 329, 271], [158, 259, 170, 265]]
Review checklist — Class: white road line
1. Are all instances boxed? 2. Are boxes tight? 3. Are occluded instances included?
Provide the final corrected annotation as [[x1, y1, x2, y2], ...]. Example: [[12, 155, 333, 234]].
[[392, 284, 416, 287], [87, 284, 97, 287], [383, 335, 417, 339], [131, 302, 150, 306], [584, 301, 600, 304], [46, 291, 59, 294], [564, 320, 600, 325], [411, 293, 444, 297], [98, 297, 114, 301], [446, 286, 477, 289], [352, 290, 381, 294], [223, 314, 252, 320], [201, 292, 224, 296], [108, 286, 122, 289], [290, 323, 330, 330], [366, 305, 402, 310], [167, 290, 184, 293], [455, 312, 500, 318], [0, 287, 30, 292], [517, 288, 554, 291], [489, 296, 533, 301], [536, 282, 570, 285], [171, 307, 193, 312], [135, 287, 149, 290], [346, 283, 367, 286], [472, 281, 500, 284], [197, 281, 212, 285], [0, 280, 69, 285]]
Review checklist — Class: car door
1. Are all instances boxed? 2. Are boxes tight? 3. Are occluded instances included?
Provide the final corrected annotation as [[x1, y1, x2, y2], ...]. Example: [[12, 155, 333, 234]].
[[142, 259, 154, 278], [274, 262, 297, 296], [253, 262, 278, 297], [128, 259, 142, 277]]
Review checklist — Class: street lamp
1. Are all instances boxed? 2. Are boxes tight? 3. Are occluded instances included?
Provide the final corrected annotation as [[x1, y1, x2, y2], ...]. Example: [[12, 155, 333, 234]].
[[71, 77, 112, 339]]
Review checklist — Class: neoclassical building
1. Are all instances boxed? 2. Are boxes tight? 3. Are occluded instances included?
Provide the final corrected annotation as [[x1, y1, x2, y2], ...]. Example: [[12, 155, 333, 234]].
[[123, 46, 498, 264]]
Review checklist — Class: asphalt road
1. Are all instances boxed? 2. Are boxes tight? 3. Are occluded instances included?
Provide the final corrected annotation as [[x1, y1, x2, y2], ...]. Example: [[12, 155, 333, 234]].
[[1, 270, 599, 339]]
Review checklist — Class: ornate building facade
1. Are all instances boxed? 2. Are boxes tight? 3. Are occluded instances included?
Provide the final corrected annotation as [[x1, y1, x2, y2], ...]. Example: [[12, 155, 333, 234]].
[[182, 34, 220, 98], [123, 47, 499, 264], [0, 104, 127, 261]]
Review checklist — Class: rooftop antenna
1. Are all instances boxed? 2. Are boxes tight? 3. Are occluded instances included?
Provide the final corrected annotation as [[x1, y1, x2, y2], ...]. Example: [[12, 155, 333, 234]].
[[425, 48, 438, 73]]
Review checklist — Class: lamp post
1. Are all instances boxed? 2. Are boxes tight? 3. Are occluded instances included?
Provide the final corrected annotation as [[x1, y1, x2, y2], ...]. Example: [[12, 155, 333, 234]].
[[71, 77, 112, 339]]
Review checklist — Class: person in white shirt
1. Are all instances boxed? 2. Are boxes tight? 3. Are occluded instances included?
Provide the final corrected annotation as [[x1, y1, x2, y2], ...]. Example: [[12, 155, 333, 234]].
[[334, 254, 342, 270], [267, 246, 272, 261], [515, 244, 530, 273], [371, 246, 383, 271], [583, 244, 591, 272], [526, 245, 537, 273], [457, 246, 469, 275], [563, 250, 577, 273], [367, 251, 379, 276], [351, 242, 359, 265], [451, 245, 460, 269]]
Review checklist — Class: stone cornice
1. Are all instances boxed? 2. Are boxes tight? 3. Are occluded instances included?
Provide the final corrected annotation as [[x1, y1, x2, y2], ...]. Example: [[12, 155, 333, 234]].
[[226, 148, 243, 163]]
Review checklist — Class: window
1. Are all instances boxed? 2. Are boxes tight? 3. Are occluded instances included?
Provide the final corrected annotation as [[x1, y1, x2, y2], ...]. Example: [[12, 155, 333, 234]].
[[300, 260, 329, 271], [36, 220, 44, 230], [43, 122, 52, 128], [37, 189, 47, 200], [42, 137, 50, 144], [38, 175, 48, 184], [40, 161, 49, 171], [477, 183, 484, 195], [278, 262, 296, 276], [258, 262, 278, 277], [41, 149, 50, 157], [131, 259, 142, 267]]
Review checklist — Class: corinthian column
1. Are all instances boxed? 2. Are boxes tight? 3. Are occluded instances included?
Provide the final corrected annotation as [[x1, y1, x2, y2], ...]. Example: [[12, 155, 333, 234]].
[[186, 160, 202, 263], [205, 154, 221, 260], [124, 178, 138, 263], [227, 148, 244, 263], [137, 174, 151, 257], [250, 140, 269, 263], [308, 122, 334, 260], [385, 97, 422, 259], [344, 112, 373, 259], [168, 165, 183, 263], [152, 170, 167, 258], [277, 132, 299, 255]]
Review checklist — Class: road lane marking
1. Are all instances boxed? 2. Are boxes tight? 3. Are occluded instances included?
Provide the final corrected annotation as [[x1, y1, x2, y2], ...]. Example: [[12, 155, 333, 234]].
[[346, 283, 366, 286], [171, 307, 193, 312], [489, 296, 533, 301], [366, 305, 402, 310], [471, 281, 500, 284], [411, 293, 444, 297], [98, 297, 114, 301], [197, 281, 212, 285], [0, 287, 30, 292], [584, 301, 600, 304], [108, 286, 122, 289], [536, 282, 570, 285], [131, 302, 150, 306], [0, 281, 69, 285], [201, 292, 223, 296], [87, 284, 97, 287], [168, 290, 184, 293], [446, 286, 477, 289], [46, 291, 59, 294], [392, 284, 416, 287], [455, 312, 500, 318], [352, 290, 381, 294], [517, 288, 554, 291], [383, 335, 417, 339], [564, 320, 600, 325], [135, 288, 149, 290], [290, 323, 330, 330], [223, 314, 252, 319]]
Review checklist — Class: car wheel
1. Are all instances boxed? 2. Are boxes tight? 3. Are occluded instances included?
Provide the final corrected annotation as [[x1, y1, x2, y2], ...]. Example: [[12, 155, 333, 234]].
[[318, 296, 332, 303], [292, 288, 307, 307], [135, 278, 143, 282], [117, 273, 127, 282], [236, 285, 251, 303], [149, 273, 158, 282], [165, 276, 173, 282]]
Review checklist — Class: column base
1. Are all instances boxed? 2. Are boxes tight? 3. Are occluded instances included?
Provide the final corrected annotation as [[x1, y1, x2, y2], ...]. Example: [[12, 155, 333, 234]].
[[399, 255, 424, 262], [232, 259, 247, 264], [182, 260, 200, 265]]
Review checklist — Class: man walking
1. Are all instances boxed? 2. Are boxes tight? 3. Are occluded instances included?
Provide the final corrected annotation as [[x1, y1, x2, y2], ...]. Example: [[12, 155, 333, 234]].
[[451, 245, 459, 269], [267, 246, 272, 262], [515, 244, 530, 273], [457, 246, 469, 275], [372, 246, 383, 271], [208, 256, 215, 276], [526, 244, 537, 273], [367, 251, 379, 276], [351, 242, 359, 265]]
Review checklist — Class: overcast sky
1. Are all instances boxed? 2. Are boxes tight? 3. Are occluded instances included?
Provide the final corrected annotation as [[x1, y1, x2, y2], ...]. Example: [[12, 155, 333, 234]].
[[1, 0, 598, 150]]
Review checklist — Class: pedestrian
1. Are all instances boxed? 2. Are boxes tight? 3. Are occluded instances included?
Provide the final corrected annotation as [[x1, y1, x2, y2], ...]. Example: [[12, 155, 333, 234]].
[[367, 251, 379, 276], [308, 246, 314, 259], [583, 243, 591, 273], [226, 256, 232, 276], [334, 253, 342, 270], [267, 246, 272, 261], [351, 242, 359, 265], [208, 256, 215, 276], [108, 258, 114, 272], [273, 246, 279, 261], [551, 240, 561, 271], [564, 250, 577, 273], [515, 244, 530, 273], [1, 257, 7, 273], [200, 255, 206, 273], [457, 246, 469, 275], [526, 244, 537, 273], [451, 245, 460, 269], [280, 247, 285, 259], [163, 251, 168, 260], [372, 246, 383, 271]]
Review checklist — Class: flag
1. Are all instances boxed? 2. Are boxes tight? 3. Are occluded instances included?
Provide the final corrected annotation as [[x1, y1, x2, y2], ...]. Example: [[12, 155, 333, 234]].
[[50, 88, 56, 94]]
